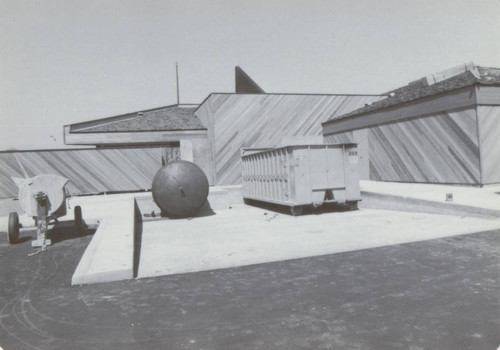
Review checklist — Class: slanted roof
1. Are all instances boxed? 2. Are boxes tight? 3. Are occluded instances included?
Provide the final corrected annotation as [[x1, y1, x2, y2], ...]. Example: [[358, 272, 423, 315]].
[[332, 65, 500, 121], [70, 105, 205, 133]]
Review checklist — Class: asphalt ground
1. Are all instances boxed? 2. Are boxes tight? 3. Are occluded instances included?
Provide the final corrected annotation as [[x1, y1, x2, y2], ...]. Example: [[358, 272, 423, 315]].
[[0, 225, 499, 350]]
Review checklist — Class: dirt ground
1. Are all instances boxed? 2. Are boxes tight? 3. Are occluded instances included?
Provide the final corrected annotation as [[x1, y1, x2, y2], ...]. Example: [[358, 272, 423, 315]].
[[0, 225, 499, 350]]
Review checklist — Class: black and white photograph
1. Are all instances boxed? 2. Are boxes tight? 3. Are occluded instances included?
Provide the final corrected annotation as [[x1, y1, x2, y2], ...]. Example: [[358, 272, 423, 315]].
[[0, 0, 499, 349]]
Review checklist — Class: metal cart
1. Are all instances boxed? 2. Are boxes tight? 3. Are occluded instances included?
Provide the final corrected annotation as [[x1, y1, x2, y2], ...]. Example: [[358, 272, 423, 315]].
[[8, 174, 83, 248]]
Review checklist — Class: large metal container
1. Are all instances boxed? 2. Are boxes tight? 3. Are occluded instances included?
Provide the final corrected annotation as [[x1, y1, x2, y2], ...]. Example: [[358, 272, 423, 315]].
[[241, 144, 361, 215]]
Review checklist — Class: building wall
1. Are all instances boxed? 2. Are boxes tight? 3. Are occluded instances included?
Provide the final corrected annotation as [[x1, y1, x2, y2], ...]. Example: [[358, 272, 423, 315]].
[[368, 108, 480, 184], [324, 107, 482, 184], [0, 146, 177, 198], [180, 138, 214, 185], [196, 93, 383, 185], [477, 105, 500, 184]]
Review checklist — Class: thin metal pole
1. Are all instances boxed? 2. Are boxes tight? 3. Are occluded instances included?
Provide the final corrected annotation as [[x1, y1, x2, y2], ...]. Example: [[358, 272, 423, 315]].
[[176, 62, 180, 105]]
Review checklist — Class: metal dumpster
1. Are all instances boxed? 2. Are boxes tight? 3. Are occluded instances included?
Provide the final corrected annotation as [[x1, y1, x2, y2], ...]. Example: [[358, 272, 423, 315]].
[[241, 144, 361, 215]]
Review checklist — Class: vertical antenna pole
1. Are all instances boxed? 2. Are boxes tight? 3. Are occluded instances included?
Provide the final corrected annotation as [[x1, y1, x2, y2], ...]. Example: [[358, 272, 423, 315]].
[[176, 62, 180, 105]]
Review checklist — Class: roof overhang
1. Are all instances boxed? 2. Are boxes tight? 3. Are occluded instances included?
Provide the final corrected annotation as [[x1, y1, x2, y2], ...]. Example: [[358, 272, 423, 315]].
[[64, 126, 207, 146], [322, 85, 478, 135]]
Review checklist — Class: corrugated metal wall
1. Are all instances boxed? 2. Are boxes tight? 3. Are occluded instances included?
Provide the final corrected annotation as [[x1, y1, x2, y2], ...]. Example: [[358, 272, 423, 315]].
[[196, 93, 383, 185], [0, 147, 179, 198]]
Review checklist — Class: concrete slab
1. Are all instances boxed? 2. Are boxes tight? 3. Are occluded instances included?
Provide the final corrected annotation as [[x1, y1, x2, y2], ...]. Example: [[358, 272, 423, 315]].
[[137, 205, 500, 278], [360, 180, 500, 217], [71, 197, 137, 285], [69, 187, 242, 285]]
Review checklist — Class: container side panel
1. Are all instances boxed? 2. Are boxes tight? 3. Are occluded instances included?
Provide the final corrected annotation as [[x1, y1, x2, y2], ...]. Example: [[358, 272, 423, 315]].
[[309, 147, 328, 191], [368, 108, 480, 184], [241, 144, 362, 207], [293, 148, 312, 204], [477, 106, 500, 184], [325, 146, 347, 190], [324, 130, 369, 180], [343, 145, 361, 201]]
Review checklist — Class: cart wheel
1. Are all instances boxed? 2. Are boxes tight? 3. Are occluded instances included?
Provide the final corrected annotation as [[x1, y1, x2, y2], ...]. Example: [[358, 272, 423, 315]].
[[74, 206, 83, 235], [8, 212, 19, 244], [290, 206, 303, 216]]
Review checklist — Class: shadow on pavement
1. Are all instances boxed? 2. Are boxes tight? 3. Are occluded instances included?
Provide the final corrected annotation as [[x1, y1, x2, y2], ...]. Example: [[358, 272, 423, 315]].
[[48, 220, 95, 244], [243, 198, 357, 216]]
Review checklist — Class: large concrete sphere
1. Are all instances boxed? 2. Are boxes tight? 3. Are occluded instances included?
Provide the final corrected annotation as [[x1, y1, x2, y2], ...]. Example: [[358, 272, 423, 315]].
[[152, 160, 209, 218]]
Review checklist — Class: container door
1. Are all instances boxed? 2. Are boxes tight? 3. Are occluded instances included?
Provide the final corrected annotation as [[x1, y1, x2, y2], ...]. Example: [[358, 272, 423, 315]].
[[309, 146, 329, 204], [343, 145, 361, 201], [325, 146, 347, 203], [291, 148, 311, 204]]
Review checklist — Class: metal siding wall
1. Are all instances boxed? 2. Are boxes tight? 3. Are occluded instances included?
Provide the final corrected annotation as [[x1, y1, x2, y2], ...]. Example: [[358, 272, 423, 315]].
[[367, 108, 480, 184], [477, 106, 500, 184], [205, 94, 382, 185], [0, 147, 170, 198]]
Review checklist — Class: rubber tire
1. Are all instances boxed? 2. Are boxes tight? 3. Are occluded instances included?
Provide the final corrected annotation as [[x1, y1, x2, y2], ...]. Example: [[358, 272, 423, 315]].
[[8, 212, 19, 244], [74, 206, 83, 235]]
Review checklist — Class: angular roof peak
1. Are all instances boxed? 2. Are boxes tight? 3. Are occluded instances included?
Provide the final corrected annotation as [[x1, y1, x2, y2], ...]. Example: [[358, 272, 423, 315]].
[[235, 66, 265, 94]]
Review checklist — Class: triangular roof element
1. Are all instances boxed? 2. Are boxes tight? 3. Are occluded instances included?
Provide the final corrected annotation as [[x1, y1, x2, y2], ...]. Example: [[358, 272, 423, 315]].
[[235, 66, 265, 94]]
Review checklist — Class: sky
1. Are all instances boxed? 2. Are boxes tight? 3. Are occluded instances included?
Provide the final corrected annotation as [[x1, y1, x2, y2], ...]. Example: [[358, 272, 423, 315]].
[[0, 0, 499, 150]]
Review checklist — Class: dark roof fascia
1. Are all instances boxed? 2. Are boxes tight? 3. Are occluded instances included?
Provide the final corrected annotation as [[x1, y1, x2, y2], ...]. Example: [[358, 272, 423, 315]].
[[71, 128, 207, 134], [475, 82, 500, 89], [206, 92, 385, 97], [64, 128, 208, 146], [322, 85, 478, 134], [0, 147, 97, 153], [322, 83, 483, 129]]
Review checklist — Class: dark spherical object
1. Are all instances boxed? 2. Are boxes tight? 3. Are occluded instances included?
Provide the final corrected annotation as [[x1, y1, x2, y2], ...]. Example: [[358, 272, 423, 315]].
[[152, 161, 209, 218]]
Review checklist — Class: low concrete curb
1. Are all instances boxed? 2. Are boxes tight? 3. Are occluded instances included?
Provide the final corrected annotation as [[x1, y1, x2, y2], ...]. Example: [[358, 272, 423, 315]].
[[360, 191, 500, 219], [71, 197, 137, 285]]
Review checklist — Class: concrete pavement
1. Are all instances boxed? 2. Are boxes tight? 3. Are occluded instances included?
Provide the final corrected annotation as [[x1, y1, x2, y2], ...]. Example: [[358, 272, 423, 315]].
[[137, 204, 500, 279], [1, 228, 499, 350], [360, 180, 500, 218]]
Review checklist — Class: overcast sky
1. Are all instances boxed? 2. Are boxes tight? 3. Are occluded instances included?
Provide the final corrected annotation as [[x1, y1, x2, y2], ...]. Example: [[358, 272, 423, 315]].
[[1, 0, 499, 150]]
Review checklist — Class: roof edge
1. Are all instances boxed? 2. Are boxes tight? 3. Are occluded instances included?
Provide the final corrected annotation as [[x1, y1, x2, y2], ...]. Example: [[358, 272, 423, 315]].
[[65, 103, 199, 129]]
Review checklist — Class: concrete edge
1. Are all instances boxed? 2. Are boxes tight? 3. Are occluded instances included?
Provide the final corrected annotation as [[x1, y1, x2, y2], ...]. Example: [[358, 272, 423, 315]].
[[71, 198, 137, 285], [360, 191, 500, 219]]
